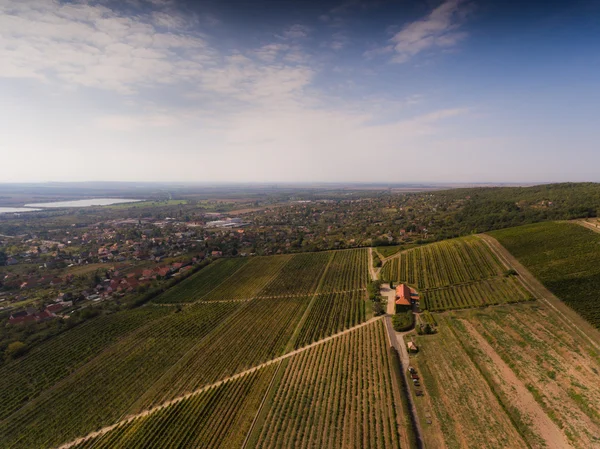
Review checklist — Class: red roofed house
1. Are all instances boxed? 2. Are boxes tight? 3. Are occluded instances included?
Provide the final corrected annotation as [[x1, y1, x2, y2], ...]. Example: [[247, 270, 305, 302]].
[[45, 303, 65, 315], [395, 284, 413, 313]]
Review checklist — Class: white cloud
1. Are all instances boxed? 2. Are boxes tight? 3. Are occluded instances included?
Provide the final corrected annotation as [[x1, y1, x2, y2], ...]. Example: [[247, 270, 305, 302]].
[[0, 0, 480, 184], [0, 0, 211, 93], [369, 0, 471, 63], [94, 113, 177, 130], [282, 24, 310, 39]]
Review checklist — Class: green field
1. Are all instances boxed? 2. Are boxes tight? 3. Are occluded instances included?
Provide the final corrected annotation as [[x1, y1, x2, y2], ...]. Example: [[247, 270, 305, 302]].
[[491, 221, 600, 328], [294, 290, 367, 348], [318, 249, 369, 292], [202, 255, 292, 300], [381, 236, 504, 289], [69, 321, 404, 449], [131, 296, 312, 411], [411, 304, 600, 448], [376, 245, 403, 258], [70, 364, 278, 449], [0, 303, 238, 448], [152, 258, 249, 303], [0, 306, 171, 421], [381, 236, 531, 311], [422, 276, 533, 312], [0, 247, 374, 449], [257, 252, 333, 297], [253, 320, 403, 449]]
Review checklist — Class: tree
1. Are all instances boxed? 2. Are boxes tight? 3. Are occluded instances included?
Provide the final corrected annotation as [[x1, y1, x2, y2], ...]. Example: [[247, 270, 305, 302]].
[[5, 341, 27, 359], [372, 302, 384, 316], [0, 251, 6, 266]]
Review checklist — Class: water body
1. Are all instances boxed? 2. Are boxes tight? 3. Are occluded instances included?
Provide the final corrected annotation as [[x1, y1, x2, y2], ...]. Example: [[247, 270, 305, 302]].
[[25, 198, 142, 208], [0, 207, 42, 214]]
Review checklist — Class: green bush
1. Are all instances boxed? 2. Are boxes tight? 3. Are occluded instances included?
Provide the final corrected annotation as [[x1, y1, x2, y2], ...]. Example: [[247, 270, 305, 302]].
[[392, 311, 414, 332]]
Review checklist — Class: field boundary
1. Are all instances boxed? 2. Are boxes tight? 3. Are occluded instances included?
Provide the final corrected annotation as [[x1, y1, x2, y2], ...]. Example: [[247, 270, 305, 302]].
[[240, 360, 283, 449], [283, 253, 335, 351], [446, 318, 535, 449], [54, 316, 384, 449]]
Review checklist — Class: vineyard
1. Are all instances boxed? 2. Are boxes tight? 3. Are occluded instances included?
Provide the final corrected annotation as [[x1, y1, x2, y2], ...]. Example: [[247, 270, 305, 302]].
[[252, 320, 403, 449], [256, 252, 332, 297], [380, 236, 533, 311], [130, 295, 312, 410], [70, 364, 278, 449], [380, 236, 504, 289], [422, 276, 533, 311], [318, 249, 369, 292], [0, 302, 239, 449], [491, 221, 600, 328], [293, 290, 367, 348], [202, 255, 292, 300], [0, 306, 170, 421], [0, 247, 380, 449], [152, 258, 248, 303]]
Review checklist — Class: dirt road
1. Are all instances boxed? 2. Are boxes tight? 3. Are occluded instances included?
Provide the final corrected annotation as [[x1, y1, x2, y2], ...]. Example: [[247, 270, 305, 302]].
[[380, 283, 396, 315], [368, 247, 379, 281], [55, 316, 384, 449], [384, 316, 423, 449], [576, 219, 600, 233]]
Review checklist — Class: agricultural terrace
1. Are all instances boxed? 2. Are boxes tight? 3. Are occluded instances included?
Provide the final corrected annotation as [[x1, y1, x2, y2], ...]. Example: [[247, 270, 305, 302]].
[[69, 364, 278, 449], [203, 254, 292, 300], [318, 248, 369, 292], [0, 302, 239, 449], [155, 249, 367, 306], [257, 252, 332, 297], [0, 247, 372, 449], [294, 290, 367, 348], [131, 295, 312, 411], [424, 277, 531, 311], [252, 320, 405, 449], [491, 221, 600, 328], [152, 258, 248, 303], [0, 306, 170, 421], [412, 303, 600, 448], [381, 236, 533, 311]]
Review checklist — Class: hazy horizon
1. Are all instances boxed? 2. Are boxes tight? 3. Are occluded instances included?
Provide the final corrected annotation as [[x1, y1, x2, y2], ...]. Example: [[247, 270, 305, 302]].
[[2, 0, 600, 183]]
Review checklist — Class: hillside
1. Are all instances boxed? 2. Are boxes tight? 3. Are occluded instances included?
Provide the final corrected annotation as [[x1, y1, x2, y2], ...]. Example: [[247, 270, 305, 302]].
[[490, 221, 600, 329]]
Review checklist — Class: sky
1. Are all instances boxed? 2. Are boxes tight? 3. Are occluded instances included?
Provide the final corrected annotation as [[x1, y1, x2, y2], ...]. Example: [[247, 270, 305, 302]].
[[1, 0, 600, 184]]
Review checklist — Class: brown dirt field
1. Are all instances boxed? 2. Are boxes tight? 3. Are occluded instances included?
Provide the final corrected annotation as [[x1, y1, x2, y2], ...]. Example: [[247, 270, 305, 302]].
[[460, 319, 573, 449], [411, 320, 528, 449], [457, 304, 600, 449]]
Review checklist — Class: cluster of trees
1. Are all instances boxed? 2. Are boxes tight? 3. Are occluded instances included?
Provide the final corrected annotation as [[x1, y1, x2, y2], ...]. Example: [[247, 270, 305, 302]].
[[367, 280, 385, 316], [392, 310, 414, 332]]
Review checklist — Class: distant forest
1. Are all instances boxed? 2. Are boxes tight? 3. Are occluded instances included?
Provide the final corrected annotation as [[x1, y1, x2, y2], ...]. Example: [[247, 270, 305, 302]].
[[432, 183, 600, 237]]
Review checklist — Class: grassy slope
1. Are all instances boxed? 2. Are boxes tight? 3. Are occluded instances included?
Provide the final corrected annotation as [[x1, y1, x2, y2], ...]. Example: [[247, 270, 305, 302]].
[[490, 221, 600, 328]]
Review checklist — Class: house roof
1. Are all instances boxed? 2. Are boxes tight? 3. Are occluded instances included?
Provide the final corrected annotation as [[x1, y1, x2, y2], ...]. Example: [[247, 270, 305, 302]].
[[396, 296, 411, 306], [396, 284, 411, 299]]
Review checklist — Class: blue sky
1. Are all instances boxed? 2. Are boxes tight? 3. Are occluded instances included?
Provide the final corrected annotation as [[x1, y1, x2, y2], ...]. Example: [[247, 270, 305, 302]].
[[1, 0, 599, 183]]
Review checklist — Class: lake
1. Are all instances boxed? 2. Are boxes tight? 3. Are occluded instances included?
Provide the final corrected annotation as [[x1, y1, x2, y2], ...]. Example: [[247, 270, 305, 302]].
[[25, 198, 142, 208], [0, 207, 42, 214]]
